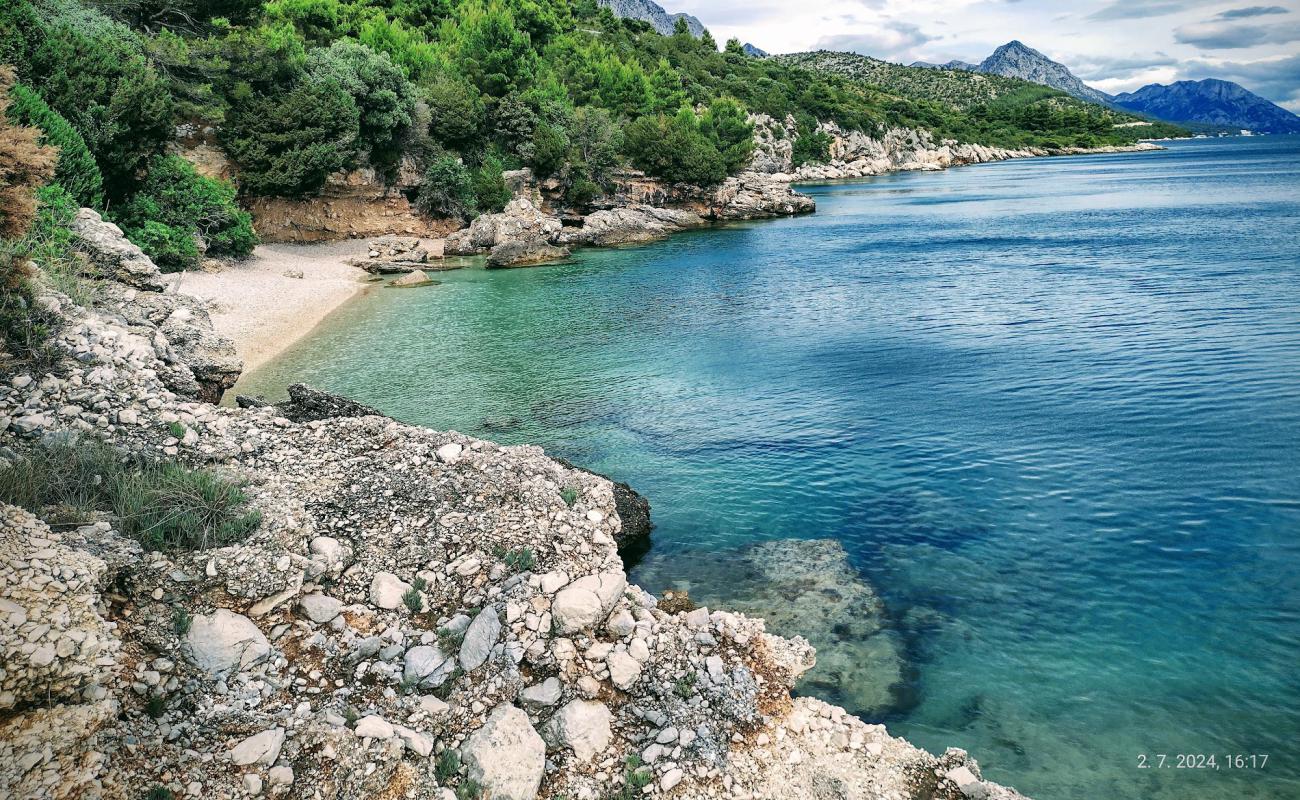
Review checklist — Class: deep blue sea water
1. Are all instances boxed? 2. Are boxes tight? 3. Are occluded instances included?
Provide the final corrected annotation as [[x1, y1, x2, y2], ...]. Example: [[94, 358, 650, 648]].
[[240, 136, 1300, 799]]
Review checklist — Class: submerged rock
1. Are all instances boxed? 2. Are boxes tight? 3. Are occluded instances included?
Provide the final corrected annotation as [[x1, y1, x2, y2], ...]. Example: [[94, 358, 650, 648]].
[[634, 538, 907, 717]]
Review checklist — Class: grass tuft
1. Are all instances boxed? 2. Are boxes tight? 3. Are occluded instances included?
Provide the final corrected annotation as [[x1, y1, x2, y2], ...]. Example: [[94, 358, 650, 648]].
[[560, 487, 578, 507]]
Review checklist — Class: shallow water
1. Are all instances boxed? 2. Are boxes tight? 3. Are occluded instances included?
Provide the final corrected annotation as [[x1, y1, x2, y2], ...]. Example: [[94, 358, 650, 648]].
[[240, 136, 1300, 799]]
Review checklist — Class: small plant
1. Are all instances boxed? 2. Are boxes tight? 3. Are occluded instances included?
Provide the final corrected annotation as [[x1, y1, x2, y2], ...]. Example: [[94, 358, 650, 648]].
[[435, 749, 461, 783], [432, 666, 464, 701], [343, 706, 360, 727], [399, 674, 419, 695], [609, 754, 653, 800], [437, 626, 465, 653], [411, 576, 429, 592], [456, 779, 483, 800], [673, 672, 697, 699], [402, 585, 424, 613], [502, 547, 535, 572], [167, 421, 185, 438], [146, 786, 174, 800], [145, 694, 167, 718], [560, 487, 578, 507], [171, 606, 192, 637]]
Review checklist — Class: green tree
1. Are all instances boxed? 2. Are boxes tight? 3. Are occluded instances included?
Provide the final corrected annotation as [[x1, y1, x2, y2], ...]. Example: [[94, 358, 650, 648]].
[[622, 109, 726, 186], [5, 84, 104, 208], [307, 39, 417, 167], [424, 73, 486, 148], [415, 154, 475, 219], [647, 58, 686, 114], [699, 97, 753, 173], [454, 1, 538, 97], [222, 75, 360, 196], [471, 154, 512, 213], [528, 120, 568, 178]]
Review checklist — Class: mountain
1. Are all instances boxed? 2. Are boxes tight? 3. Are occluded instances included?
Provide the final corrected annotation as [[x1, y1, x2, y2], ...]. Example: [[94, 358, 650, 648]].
[[596, 0, 704, 37], [743, 43, 769, 58], [1113, 79, 1300, 134], [974, 41, 1113, 105]]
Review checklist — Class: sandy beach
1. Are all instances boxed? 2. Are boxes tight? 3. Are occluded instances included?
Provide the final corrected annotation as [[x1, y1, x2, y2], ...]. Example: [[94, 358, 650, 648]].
[[171, 240, 373, 375]]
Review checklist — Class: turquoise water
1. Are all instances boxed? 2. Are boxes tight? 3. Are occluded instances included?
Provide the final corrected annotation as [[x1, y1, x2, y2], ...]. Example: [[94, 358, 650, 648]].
[[240, 137, 1300, 799]]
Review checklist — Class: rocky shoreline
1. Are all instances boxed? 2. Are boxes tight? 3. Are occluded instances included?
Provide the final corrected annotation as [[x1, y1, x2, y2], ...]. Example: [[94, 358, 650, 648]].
[[0, 203, 1026, 799]]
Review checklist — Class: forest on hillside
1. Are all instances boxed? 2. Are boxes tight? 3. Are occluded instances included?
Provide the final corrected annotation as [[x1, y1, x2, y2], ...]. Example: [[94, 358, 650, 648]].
[[2, 0, 1176, 275]]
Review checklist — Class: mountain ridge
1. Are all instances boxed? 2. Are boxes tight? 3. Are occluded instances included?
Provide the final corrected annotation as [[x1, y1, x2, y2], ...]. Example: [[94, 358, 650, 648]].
[[1113, 78, 1300, 134], [596, 0, 704, 37]]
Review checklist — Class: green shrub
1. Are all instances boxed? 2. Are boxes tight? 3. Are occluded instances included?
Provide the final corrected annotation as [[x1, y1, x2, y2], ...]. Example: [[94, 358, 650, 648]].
[[434, 748, 460, 782], [622, 110, 727, 187], [222, 76, 360, 197], [114, 155, 257, 270], [5, 84, 103, 208], [527, 120, 568, 178], [471, 155, 512, 215], [1, 186, 82, 369], [560, 486, 577, 507], [415, 155, 476, 219], [791, 126, 832, 168], [424, 73, 486, 149]]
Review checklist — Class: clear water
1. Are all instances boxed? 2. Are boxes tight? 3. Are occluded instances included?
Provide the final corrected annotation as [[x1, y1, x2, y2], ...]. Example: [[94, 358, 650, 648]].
[[239, 137, 1300, 799]]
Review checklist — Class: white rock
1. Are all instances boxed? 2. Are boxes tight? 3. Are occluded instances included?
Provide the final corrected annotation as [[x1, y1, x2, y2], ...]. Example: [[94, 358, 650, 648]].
[[605, 608, 635, 637], [185, 610, 270, 676], [461, 704, 546, 800], [660, 768, 684, 791], [436, 443, 463, 464], [354, 715, 394, 740], [267, 766, 294, 786], [552, 572, 626, 634], [403, 645, 451, 684], [606, 651, 642, 690], [519, 677, 563, 708], [459, 606, 501, 671], [242, 774, 263, 795], [395, 725, 434, 757], [419, 696, 450, 716], [230, 728, 285, 766], [369, 572, 411, 610], [543, 699, 612, 762], [298, 593, 343, 623]]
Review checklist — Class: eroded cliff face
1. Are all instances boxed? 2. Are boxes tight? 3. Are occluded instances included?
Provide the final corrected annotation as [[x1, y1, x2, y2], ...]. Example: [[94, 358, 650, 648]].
[[0, 218, 1027, 800]]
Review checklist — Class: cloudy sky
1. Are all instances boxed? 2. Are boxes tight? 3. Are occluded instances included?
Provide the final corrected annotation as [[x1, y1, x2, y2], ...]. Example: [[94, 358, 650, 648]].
[[671, 0, 1300, 109]]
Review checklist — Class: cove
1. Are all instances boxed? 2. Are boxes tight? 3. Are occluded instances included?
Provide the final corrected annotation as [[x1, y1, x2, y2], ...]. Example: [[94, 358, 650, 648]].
[[238, 136, 1300, 800]]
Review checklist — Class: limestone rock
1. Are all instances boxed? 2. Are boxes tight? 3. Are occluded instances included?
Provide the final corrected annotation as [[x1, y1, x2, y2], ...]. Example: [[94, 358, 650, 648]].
[[461, 704, 546, 800], [459, 606, 501, 671], [230, 728, 285, 766], [520, 677, 562, 708], [298, 593, 343, 623], [543, 699, 613, 762], [552, 572, 627, 634], [70, 208, 166, 291], [369, 572, 411, 610], [184, 610, 270, 676]]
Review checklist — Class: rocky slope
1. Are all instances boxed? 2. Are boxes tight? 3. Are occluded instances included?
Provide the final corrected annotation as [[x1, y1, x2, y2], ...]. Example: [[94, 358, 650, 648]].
[[748, 114, 1161, 183], [0, 209, 1027, 800], [1113, 79, 1300, 134]]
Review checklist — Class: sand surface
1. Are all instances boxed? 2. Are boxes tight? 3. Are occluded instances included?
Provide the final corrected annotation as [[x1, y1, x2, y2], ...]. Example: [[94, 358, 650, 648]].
[[173, 241, 373, 374]]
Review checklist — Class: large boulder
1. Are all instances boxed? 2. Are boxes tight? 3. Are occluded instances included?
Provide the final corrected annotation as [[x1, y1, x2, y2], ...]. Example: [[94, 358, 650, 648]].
[[184, 609, 271, 677], [543, 699, 613, 762], [556, 206, 704, 247], [486, 240, 570, 268], [461, 703, 546, 800], [551, 572, 627, 634], [446, 198, 564, 262], [711, 172, 815, 220], [70, 208, 167, 292]]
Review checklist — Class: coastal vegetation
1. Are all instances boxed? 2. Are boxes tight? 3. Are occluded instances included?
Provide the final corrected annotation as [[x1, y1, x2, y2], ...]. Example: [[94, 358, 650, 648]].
[[1, 0, 1178, 275]]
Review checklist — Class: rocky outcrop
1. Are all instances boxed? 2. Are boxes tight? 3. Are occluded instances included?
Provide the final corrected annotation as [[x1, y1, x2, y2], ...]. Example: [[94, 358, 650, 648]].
[[445, 199, 571, 268], [556, 205, 705, 246], [70, 209, 167, 292]]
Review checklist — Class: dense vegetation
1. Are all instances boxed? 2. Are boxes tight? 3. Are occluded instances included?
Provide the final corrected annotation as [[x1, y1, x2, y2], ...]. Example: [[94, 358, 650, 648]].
[[2, 0, 1183, 273]]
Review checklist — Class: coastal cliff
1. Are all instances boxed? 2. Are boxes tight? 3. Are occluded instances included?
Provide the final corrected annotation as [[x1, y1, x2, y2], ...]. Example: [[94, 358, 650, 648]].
[[0, 214, 1026, 800]]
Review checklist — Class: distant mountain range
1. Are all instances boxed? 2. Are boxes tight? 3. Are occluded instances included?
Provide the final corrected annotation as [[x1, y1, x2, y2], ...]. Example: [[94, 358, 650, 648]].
[[596, 0, 703, 37], [914, 40, 1300, 134]]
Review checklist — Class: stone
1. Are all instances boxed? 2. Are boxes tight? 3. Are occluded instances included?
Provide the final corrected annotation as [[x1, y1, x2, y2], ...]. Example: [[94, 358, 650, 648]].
[[389, 270, 434, 288], [552, 572, 627, 634], [354, 715, 394, 740], [519, 677, 562, 708], [403, 645, 451, 684], [436, 443, 463, 464], [185, 610, 270, 676], [71, 208, 167, 291], [395, 725, 435, 757], [369, 572, 411, 610], [419, 696, 450, 716], [543, 699, 612, 762], [606, 651, 641, 690], [268, 766, 294, 786], [459, 606, 501, 671], [242, 774, 263, 795], [229, 728, 285, 766], [461, 704, 546, 800], [660, 768, 684, 791], [298, 593, 343, 623], [606, 609, 635, 638]]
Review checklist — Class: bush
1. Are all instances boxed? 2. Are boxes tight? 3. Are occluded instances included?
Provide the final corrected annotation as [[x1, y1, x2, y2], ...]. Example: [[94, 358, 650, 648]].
[[791, 124, 832, 168], [622, 110, 726, 187], [527, 120, 568, 178], [0, 438, 262, 552], [415, 155, 475, 219], [425, 73, 486, 149], [0, 66, 56, 240], [114, 155, 257, 271], [222, 76, 361, 197], [306, 39, 417, 168], [5, 84, 103, 208]]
